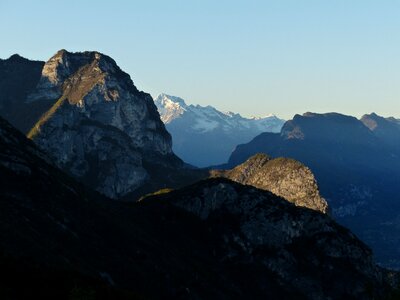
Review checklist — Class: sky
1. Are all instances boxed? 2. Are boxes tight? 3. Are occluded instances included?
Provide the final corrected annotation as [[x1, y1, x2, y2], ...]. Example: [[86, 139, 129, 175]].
[[0, 0, 399, 119]]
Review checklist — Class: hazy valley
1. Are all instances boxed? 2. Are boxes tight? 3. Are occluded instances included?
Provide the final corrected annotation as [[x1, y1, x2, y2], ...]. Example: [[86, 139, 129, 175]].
[[154, 93, 284, 167]]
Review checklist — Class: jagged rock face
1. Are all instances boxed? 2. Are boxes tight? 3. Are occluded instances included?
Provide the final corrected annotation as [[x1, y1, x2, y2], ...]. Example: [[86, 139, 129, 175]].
[[149, 178, 392, 299], [1, 115, 396, 299], [28, 50, 172, 154], [361, 113, 400, 150], [212, 153, 328, 213], [154, 93, 285, 167], [23, 50, 176, 198], [226, 112, 400, 269]]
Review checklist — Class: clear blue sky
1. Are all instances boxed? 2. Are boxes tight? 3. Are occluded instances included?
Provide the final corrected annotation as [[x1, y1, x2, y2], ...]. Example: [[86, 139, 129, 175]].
[[1, 0, 399, 119]]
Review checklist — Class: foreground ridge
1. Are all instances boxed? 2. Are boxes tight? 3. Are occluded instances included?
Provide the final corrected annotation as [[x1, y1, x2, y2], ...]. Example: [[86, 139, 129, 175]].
[[0, 115, 398, 299]]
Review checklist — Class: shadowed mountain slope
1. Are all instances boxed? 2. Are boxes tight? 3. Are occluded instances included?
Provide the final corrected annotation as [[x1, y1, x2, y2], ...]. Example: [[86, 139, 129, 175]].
[[226, 112, 400, 269], [0, 54, 45, 132], [361, 113, 400, 151], [0, 115, 397, 299]]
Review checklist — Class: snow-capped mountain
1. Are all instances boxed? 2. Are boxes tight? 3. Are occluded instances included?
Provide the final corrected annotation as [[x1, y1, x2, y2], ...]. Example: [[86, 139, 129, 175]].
[[154, 93, 285, 167]]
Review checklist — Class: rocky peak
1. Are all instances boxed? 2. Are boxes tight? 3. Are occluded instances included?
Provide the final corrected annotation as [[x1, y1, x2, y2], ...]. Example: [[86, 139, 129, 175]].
[[154, 93, 187, 123], [155, 93, 187, 107], [155, 93, 285, 129], [0, 115, 396, 299], [361, 113, 400, 149], [6, 53, 26, 62], [361, 112, 385, 131], [21, 50, 180, 198], [281, 112, 375, 145], [361, 112, 400, 132], [143, 178, 393, 299], [226, 112, 400, 269], [212, 153, 328, 213], [28, 50, 136, 102]]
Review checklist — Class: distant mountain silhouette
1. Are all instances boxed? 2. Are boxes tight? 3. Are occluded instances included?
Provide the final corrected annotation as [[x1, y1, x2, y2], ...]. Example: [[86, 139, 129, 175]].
[[155, 93, 284, 167], [0, 54, 44, 132], [0, 115, 397, 299], [361, 113, 400, 150], [226, 112, 400, 269]]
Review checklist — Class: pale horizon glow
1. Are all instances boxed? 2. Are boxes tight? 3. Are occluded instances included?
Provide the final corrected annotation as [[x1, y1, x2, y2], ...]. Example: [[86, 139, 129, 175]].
[[1, 0, 399, 119]]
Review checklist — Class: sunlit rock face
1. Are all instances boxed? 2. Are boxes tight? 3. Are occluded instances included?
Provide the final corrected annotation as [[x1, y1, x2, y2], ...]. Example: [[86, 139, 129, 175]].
[[226, 112, 400, 269], [26, 50, 178, 198], [146, 178, 392, 300], [212, 153, 328, 213]]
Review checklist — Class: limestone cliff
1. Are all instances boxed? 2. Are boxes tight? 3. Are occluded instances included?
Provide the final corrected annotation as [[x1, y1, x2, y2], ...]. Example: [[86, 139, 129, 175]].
[[25, 50, 181, 198], [212, 153, 328, 213]]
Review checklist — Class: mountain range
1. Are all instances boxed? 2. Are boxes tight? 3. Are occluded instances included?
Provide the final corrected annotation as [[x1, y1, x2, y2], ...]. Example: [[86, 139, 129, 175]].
[[0, 51, 204, 199], [0, 114, 397, 299], [154, 93, 285, 167], [1, 50, 400, 298], [225, 112, 400, 269]]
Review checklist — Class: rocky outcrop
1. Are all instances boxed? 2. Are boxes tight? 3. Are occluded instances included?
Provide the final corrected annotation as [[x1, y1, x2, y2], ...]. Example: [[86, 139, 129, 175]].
[[146, 178, 396, 299], [1, 50, 194, 199], [154, 93, 284, 167], [27, 50, 172, 153], [225, 112, 400, 269], [0, 115, 397, 299], [212, 153, 328, 213]]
